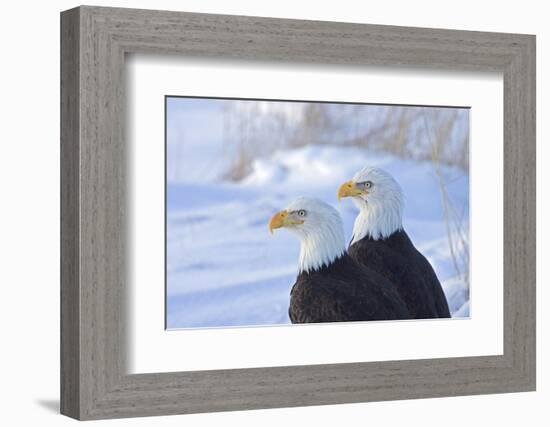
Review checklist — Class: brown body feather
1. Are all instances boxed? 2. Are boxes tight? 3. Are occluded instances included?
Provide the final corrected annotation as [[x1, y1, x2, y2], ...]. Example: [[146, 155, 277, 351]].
[[348, 230, 451, 319], [289, 254, 411, 323]]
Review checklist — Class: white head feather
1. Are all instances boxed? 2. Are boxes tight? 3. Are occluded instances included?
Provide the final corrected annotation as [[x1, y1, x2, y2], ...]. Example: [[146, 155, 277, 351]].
[[349, 167, 404, 243], [279, 197, 346, 274]]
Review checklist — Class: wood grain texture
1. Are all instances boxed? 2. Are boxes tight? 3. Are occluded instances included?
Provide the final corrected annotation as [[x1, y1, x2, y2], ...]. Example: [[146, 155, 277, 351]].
[[60, 7, 80, 419], [60, 5, 536, 420]]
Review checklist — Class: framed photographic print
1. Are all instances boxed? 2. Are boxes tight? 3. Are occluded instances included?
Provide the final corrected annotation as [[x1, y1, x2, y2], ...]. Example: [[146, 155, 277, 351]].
[[61, 5, 536, 420]]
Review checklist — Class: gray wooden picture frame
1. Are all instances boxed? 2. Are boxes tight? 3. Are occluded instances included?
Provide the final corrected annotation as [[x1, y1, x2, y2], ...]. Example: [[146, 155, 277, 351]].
[[60, 5, 536, 420]]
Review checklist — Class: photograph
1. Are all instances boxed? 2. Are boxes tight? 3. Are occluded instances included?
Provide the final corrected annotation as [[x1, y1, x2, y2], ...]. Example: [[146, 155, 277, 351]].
[[165, 96, 470, 329]]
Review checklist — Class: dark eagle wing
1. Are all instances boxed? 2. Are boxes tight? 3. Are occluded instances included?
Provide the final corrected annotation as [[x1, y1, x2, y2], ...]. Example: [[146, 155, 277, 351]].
[[289, 277, 360, 324], [288, 263, 410, 324], [348, 232, 451, 318]]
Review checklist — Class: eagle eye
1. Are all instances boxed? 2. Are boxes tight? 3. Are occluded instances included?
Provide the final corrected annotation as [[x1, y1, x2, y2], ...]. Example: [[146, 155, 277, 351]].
[[363, 181, 373, 189], [297, 209, 306, 217]]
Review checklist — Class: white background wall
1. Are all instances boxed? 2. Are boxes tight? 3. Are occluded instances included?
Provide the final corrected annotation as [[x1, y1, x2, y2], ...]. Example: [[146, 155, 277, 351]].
[[0, 0, 546, 425]]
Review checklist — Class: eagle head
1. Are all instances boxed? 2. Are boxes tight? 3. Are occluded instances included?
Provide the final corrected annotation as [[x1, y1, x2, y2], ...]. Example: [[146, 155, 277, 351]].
[[268, 197, 345, 273], [338, 167, 404, 241]]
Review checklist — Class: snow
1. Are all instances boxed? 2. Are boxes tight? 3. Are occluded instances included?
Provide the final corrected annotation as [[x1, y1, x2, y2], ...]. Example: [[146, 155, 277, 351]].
[[166, 144, 470, 329]]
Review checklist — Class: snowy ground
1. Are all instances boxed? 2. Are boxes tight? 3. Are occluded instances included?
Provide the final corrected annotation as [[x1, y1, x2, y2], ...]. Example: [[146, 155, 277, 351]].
[[166, 144, 470, 329]]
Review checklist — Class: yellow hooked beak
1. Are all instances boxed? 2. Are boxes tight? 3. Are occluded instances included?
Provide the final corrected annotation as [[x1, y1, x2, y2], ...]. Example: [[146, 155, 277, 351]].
[[337, 180, 365, 201], [268, 210, 304, 234]]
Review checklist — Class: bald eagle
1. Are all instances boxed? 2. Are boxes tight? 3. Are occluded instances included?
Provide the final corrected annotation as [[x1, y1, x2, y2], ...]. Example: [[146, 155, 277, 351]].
[[269, 197, 410, 324], [338, 167, 451, 319]]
